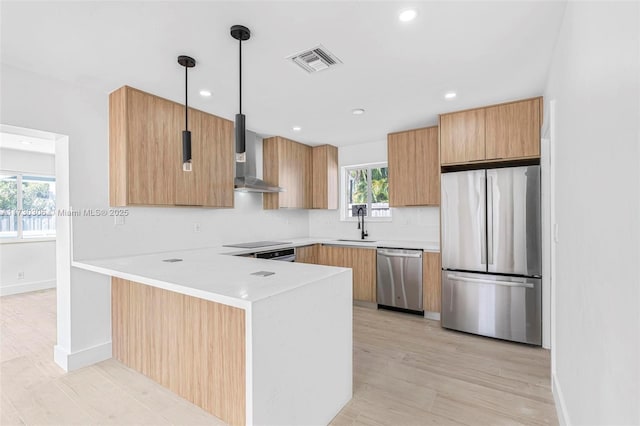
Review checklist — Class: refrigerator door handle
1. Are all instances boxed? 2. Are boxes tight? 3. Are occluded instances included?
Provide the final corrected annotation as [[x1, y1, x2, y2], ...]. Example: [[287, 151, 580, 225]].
[[446, 274, 534, 288], [480, 173, 487, 266], [487, 174, 494, 265]]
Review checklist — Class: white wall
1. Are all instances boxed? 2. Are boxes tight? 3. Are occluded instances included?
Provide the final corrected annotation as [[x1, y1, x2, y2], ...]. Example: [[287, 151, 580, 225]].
[[308, 140, 440, 243], [543, 2, 640, 424], [0, 240, 56, 295], [0, 148, 55, 174], [0, 63, 310, 369], [0, 147, 57, 296]]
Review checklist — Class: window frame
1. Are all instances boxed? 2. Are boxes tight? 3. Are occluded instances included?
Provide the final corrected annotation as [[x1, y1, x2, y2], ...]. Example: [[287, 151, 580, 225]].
[[340, 162, 392, 222], [0, 171, 56, 243]]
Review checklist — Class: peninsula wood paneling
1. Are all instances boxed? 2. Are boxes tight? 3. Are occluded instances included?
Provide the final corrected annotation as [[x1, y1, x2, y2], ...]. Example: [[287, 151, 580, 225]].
[[485, 97, 541, 160], [319, 245, 376, 302], [423, 252, 442, 313], [111, 278, 246, 426]]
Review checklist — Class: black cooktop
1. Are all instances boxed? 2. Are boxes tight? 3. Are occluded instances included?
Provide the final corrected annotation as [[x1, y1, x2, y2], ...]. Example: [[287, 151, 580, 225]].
[[223, 241, 292, 249]]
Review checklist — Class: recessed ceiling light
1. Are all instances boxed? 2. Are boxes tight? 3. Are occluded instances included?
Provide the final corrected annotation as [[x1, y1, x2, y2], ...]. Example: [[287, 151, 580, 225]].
[[199, 89, 212, 97], [352, 108, 366, 115], [399, 9, 417, 22], [292, 126, 302, 132], [444, 92, 457, 100]]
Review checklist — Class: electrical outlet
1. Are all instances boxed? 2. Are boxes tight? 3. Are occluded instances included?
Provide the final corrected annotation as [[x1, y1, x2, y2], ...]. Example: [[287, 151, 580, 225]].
[[17, 271, 24, 280], [193, 223, 201, 233]]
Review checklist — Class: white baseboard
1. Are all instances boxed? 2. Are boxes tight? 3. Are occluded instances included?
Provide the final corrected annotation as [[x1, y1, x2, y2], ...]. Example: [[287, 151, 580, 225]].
[[424, 311, 441, 321], [54, 341, 112, 372], [0, 280, 56, 296], [552, 373, 571, 426]]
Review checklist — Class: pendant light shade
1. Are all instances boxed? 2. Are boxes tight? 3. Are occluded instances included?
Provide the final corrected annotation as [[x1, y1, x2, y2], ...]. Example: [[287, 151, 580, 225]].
[[178, 55, 196, 172], [231, 25, 251, 165]]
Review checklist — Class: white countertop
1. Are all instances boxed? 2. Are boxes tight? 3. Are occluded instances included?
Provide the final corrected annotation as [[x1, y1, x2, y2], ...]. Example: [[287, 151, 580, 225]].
[[73, 237, 438, 309], [73, 246, 350, 309], [219, 237, 439, 255]]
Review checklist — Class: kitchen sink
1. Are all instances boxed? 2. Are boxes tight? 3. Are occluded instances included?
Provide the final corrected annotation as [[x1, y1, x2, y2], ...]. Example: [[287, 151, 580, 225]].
[[336, 239, 378, 243]]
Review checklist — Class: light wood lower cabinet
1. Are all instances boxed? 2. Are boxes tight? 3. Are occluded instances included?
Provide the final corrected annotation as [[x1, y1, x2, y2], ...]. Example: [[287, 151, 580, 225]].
[[112, 278, 246, 426], [319, 245, 376, 303], [295, 244, 319, 264], [423, 252, 441, 314]]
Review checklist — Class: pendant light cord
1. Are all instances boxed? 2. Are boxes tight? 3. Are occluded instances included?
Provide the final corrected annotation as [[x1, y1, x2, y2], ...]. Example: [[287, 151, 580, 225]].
[[185, 65, 189, 131], [239, 39, 242, 114]]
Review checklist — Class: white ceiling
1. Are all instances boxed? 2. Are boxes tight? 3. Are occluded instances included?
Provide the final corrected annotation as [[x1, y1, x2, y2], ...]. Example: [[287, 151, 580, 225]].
[[0, 1, 566, 146]]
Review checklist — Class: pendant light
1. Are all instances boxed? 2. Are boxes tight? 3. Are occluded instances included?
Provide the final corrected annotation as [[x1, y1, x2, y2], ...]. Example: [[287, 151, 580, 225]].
[[178, 55, 196, 172], [230, 25, 251, 167]]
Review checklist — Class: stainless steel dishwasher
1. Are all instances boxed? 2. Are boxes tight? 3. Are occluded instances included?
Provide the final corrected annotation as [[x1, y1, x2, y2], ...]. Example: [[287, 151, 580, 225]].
[[376, 248, 423, 314]]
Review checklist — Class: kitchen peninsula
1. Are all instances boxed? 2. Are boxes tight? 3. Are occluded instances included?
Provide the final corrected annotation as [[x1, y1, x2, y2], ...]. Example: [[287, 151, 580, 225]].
[[73, 246, 353, 426]]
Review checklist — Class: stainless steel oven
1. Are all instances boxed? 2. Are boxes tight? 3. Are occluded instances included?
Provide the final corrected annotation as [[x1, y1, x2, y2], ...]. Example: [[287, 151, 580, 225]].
[[254, 248, 296, 262]]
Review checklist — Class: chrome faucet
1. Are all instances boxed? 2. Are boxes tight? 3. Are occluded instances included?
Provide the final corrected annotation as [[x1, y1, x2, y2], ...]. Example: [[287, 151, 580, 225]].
[[357, 206, 368, 240]]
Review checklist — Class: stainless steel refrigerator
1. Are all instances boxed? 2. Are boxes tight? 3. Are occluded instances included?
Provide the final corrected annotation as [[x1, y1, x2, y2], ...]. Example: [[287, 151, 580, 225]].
[[440, 165, 542, 345]]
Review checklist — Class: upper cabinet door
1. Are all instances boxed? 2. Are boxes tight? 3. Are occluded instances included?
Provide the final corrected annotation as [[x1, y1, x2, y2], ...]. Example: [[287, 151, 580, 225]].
[[312, 145, 339, 210], [439, 109, 485, 165], [263, 137, 312, 209], [388, 130, 416, 207], [125, 88, 181, 206], [485, 98, 541, 160], [414, 127, 440, 205], [388, 126, 439, 207], [109, 86, 234, 208], [198, 111, 235, 208]]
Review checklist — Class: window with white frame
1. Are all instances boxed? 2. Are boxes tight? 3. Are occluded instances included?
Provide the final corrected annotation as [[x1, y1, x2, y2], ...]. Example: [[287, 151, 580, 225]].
[[343, 163, 390, 219], [0, 173, 56, 239]]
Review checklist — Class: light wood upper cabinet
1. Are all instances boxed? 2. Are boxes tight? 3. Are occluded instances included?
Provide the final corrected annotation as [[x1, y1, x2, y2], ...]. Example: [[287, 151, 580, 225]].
[[109, 86, 234, 208], [423, 252, 441, 314], [439, 109, 485, 165], [318, 245, 376, 303], [439, 97, 542, 166], [485, 97, 541, 160], [388, 126, 439, 206], [388, 130, 416, 207], [263, 136, 312, 209], [175, 109, 234, 207], [312, 145, 339, 210], [110, 86, 181, 206], [415, 127, 440, 205]]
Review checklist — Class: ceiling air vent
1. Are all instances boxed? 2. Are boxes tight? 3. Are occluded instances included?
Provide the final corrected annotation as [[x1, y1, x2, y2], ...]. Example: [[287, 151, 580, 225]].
[[287, 45, 342, 74]]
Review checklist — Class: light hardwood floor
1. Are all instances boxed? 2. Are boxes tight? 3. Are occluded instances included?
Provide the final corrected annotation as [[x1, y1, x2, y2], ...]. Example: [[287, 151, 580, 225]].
[[1, 289, 557, 425]]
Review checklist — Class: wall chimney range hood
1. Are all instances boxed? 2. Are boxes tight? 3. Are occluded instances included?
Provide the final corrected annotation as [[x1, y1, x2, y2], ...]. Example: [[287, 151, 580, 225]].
[[231, 24, 283, 193]]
